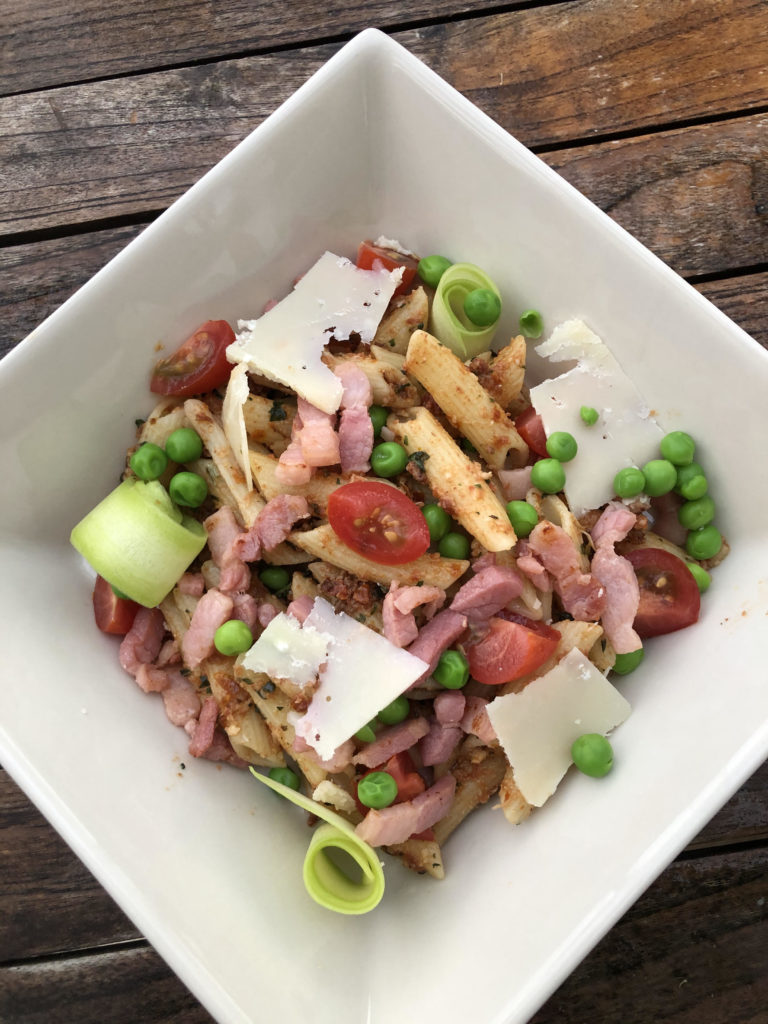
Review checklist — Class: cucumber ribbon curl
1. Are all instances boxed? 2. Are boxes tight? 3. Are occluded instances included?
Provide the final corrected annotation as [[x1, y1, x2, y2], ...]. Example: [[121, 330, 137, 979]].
[[430, 262, 502, 360], [250, 769, 385, 915]]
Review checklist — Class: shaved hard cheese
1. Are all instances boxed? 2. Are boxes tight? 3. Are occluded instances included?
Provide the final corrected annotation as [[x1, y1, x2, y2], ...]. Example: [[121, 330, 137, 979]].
[[486, 648, 631, 807], [295, 598, 429, 760], [227, 252, 402, 415], [530, 320, 664, 516], [241, 612, 331, 688], [221, 362, 253, 491]]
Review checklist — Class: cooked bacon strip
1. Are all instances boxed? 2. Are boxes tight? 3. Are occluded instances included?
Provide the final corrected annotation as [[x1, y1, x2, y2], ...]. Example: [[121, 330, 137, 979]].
[[177, 572, 205, 597], [450, 564, 523, 621], [527, 520, 606, 620], [515, 541, 552, 591], [119, 608, 166, 676], [590, 502, 642, 655], [135, 663, 169, 693], [205, 506, 251, 593], [293, 734, 355, 773], [419, 722, 462, 767], [296, 398, 340, 467], [232, 494, 310, 562], [382, 582, 446, 648], [434, 690, 466, 726], [287, 594, 315, 623], [353, 717, 430, 768], [231, 592, 259, 632], [459, 696, 497, 745], [406, 609, 468, 685], [356, 774, 457, 847], [334, 362, 374, 473], [181, 588, 234, 669], [188, 695, 219, 757], [497, 466, 533, 501], [275, 432, 312, 487], [161, 669, 201, 728]]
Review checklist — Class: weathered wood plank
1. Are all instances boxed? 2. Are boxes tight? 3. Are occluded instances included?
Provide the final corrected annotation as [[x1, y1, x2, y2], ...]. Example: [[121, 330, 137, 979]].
[[4, 2, 768, 237], [1, 762, 766, 962], [0, 0, 519, 96], [546, 113, 768, 278], [1, 844, 765, 1024], [2, 224, 766, 361]]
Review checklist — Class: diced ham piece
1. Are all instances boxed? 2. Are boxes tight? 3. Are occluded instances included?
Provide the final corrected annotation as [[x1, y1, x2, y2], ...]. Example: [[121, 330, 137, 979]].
[[204, 507, 251, 593], [590, 502, 642, 655], [181, 588, 234, 669], [178, 572, 205, 597], [135, 663, 169, 693], [382, 582, 446, 648], [355, 774, 457, 847], [156, 638, 180, 667], [459, 695, 497, 745], [295, 398, 340, 467], [188, 695, 219, 757], [649, 491, 688, 547], [275, 434, 312, 487], [353, 717, 430, 768], [256, 602, 278, 628], [434, 690, 466, 726], [497, 466, 533, 502], [197, 729, 249, 767], [450, 565, 524, 622], [287, 595, 315, 623], [293, 734, 355, 773], [527, 520, 606, 620], [231, 592, 259, 633], [515, 541, 552, 591], [419, 722, 462, 766], [406, 609, 468, 686], [255, 494, 310, 551], [161, 669, 201, 728], [119, 607, 166, 676], [334, 363, 374, 473]]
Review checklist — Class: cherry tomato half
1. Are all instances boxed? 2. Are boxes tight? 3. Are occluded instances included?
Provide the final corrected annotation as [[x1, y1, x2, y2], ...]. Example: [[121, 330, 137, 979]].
[[149, 320, 235, 397], [624, 547, 700, 638], [514, 406, 548, 458], [465, 613, 560, 685], [356, 240, 419, 297], [355, 751, 426, 817], [327, 481, 430, 565], [92, 575, 140, 635]]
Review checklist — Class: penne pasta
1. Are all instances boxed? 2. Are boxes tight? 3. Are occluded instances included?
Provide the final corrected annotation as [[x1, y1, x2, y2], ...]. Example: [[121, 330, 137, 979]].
[[404, 329, 528, 469], [372, 286, 430, 355], [242, 393, 295, 454], [387, 406, 517, 552]]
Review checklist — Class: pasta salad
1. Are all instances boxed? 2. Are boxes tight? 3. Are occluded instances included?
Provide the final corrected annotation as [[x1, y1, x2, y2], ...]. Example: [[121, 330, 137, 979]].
[[71, 238, 727, 909]]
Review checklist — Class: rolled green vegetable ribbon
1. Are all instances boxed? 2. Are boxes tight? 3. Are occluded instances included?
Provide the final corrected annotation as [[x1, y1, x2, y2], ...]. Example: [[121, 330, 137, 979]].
[[430, 262, 502, 360], [250, 769, 385, 915]]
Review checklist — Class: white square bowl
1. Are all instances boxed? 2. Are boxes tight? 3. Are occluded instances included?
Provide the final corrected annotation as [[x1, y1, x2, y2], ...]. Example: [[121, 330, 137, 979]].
[[1, 28, 767, 1024]]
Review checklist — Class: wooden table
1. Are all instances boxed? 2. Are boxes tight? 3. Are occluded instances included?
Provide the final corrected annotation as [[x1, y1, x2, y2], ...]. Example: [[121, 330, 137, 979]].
[[1, 1, 766, 1021]]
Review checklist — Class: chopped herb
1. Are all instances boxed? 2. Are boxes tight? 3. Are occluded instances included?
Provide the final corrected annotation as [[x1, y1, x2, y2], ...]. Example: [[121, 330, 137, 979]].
[[134, 418, 146, 428], [388, 339, 396, 347], [269, 400, 287, 422], [336, 477, 341, 485], [179, 667, 191, 676], [356, 613, 366, 623], [199, 674, 208, 685], [259, 681, 276, 696], [416, 580, 424, 587], [408, 450, 430, 471], [403, 435, 409, 445], [490, 514, 499, 519], [180, 763, 186, 770], [415, 322, 424, 330], [277, 705, 284, 712]]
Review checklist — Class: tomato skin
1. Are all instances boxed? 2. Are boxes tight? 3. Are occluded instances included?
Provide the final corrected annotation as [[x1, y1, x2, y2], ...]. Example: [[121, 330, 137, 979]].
[[149, 320, 235, 397], [355, 750, 426, 816], [356, 240, 419, 297], [465, 614, 560, 685], [327, 481, 430, 566], [514, 407, 548, 458], [92, 575, 140, 635], [624, 547, 700, 638]]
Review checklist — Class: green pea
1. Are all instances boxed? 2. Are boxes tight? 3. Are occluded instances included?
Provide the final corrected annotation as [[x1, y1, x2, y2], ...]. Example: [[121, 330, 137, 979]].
[[377, 695, 410, 725], [357, 771, 398, 809], [433, 649, 469, 690], [546, 431, 578, 462], [439, 532, 471, 560], [371, 441, 409, 478], [675, 462, 708, 501], [686, 562, 712, 593], [613, 466, 645, 499], [612, 648, 644, 676], [422, 503, 452, 543], [130, 442, 168, 481], [464, 288, 501, 327], [660, 430, 695, 467], [354, 722, 378, 744], [506, 499, 538, 538], [519, 309, 544, 338], [580, 405, 599, 426], [268, 766, 300, 791], [259, 566, 291, 592], [165, 427, 203, 464], [571, 733, 613, 777], [530, 458, 566, 494], [641, 459, 677, 497], [418, 254, 452, 288], [678, 495, 715, 530], [369, 404, 388, 438], [686, 524, 722, 561], [214, 618, 254, 656], [169, 471, 208, 508]]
